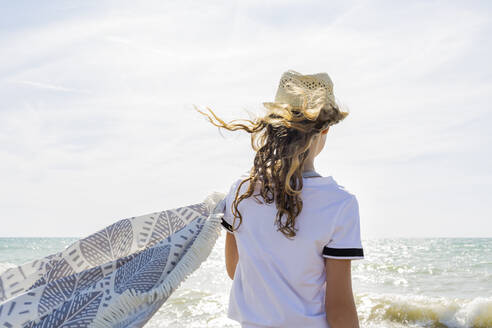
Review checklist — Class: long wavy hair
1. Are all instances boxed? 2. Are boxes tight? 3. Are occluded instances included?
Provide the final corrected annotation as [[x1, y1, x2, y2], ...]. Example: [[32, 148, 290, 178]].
[[195, 82, 349, 239]]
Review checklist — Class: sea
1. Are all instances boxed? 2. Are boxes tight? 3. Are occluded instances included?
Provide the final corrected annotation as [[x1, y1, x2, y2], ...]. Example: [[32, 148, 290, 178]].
[[0, 236, 490, 328]]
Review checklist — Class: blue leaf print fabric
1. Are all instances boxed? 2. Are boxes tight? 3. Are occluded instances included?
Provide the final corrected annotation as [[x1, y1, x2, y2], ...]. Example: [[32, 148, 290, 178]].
[[114, 245, 170, 294], [0, 192, 227, 328]]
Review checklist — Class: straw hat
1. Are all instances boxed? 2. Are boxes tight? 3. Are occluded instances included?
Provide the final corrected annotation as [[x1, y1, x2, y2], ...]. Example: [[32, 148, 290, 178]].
[[263, 69, 345, 117]]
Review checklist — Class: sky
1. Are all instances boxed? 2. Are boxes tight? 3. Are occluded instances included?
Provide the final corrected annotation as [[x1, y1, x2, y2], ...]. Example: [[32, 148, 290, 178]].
[[0, 0, 490, 238]]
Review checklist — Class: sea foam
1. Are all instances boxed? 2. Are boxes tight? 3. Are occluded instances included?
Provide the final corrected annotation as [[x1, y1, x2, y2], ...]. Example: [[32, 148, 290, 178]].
[[356, 292, 492, 328]]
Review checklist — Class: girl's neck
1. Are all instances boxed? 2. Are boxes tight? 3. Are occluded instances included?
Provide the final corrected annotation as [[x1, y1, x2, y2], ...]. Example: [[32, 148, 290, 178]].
[[302, 162, 316, 173]]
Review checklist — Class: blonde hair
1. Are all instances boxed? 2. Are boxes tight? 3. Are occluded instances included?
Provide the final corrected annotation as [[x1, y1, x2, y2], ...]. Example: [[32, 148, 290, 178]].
[[195, 83, 349, 239]]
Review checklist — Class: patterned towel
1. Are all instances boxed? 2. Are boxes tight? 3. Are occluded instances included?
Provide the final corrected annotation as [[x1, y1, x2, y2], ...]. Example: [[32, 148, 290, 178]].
[[0, 191, 227, 328]]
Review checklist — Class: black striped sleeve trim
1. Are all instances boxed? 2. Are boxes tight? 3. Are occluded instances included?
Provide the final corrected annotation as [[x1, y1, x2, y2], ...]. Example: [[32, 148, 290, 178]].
[[322, 246, 364, 258], [221, 217, 234, 233]]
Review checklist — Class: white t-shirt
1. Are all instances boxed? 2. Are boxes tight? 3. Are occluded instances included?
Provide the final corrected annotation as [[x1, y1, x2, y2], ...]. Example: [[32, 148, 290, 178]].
[[221, 170, 364, 328]]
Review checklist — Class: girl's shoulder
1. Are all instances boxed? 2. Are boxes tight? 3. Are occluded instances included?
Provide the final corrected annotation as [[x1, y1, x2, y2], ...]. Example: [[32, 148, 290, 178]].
[[229, 170, 357, 202], [304, 174, 353, 193]]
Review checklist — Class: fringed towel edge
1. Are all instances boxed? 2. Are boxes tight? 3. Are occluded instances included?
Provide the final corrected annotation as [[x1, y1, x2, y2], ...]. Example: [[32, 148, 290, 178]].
[[89, 191, 227, 328]]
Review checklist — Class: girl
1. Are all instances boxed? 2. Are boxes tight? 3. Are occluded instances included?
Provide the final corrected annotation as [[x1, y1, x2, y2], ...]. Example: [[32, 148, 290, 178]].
[[196, 70, 365, 328]]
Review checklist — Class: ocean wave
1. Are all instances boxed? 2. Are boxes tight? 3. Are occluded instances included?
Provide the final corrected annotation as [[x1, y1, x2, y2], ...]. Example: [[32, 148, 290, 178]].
[[356, 292, 492, 328]]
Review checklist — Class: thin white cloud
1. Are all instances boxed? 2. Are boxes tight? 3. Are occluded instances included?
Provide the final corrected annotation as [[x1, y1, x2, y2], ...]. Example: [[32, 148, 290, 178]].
[[8, 80, 92, 94], [0, 1, 490, 237]]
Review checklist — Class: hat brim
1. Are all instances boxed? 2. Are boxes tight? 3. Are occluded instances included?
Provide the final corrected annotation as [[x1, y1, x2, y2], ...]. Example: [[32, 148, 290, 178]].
[[262, 101, 348, 115]]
